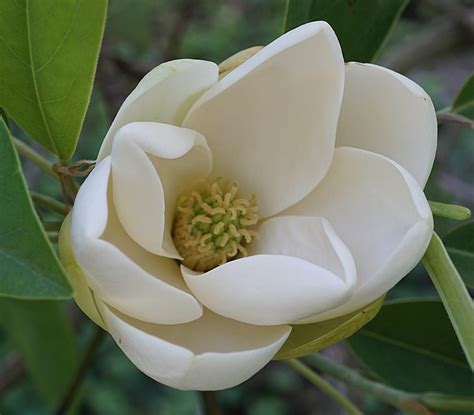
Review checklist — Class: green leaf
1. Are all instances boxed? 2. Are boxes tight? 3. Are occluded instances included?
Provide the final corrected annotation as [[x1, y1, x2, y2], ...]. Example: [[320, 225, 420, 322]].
[[443, 222, 474, 288], [274, 297, 384, 360], [422, 233, 474, 370], [0, 298, 78, 407], [0, 119, 71, 299], [348, 300, 473, 395], [283, 0, 408, 62], [452, 73, 474, 121], [0, 0, 108, 160], [429, 201, 471, 221]]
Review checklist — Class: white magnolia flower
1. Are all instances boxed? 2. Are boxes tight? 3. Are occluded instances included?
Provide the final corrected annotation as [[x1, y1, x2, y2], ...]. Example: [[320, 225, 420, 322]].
[[64, 21, 436, 390]]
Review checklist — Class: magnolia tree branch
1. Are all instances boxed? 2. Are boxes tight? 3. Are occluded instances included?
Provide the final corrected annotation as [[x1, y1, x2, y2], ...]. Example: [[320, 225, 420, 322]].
[[55, 327, 105, 415], [305, 354, 474, 414], [200, 391, 222, 415], [288, 359, 363, 415], [13, 137, 58, 180]]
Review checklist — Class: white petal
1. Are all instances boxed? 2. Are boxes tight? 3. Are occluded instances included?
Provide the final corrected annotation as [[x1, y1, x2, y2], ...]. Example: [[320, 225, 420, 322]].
[[71, 157, 203, 325], [336, 63, 437, 187], [111, 122, 212, 258], [182, 216, 355, 325], [285, 147, 433, 321], [101, 305, 291, 390], [98, 59, 219, 161], [183, 21, 344, 217]]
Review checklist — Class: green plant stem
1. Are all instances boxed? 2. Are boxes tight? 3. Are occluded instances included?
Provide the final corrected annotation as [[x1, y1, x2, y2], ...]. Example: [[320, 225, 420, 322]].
[[422, 233, 474, 370], [288, 359, 363, 415], [306, 353, 474, 414], [30, 191, 68, 216], [429, 201, 471, 220], [200, 391, 222, 415], [55, 327, 105, 415], [13, 137, 58, 180]]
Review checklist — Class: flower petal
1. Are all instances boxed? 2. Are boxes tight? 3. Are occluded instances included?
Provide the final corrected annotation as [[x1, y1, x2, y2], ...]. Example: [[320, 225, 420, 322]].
[[100, 305, 291, 390], [98, 59, 218, 161], [183, 21, 345, 217], [285, 147, 433, 321], [336, 63, 437, 187], [182, 216, 355, 325], [71, 157, 203, 325], [111, 122, 212, 258]]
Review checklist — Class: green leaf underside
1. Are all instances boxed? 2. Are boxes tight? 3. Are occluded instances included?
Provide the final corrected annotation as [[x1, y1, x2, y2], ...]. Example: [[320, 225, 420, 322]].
[[348, 300, 473, 395], [452, 73, 474, 121], [283, 0, 408, 62], [443, 222, 474, 288], [0, 0, 107, 160], [0, 119, 71, 299], [0, 299, 78, 406], [422, 233, 474, 370], [274, 297, 384, 360]]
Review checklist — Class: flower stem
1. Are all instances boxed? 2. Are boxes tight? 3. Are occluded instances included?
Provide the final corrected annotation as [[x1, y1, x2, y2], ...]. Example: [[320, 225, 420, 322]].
[[288, 359, 363, 415], [13, 137, 59, 180], [55, 327, 105, 415], [429, 201, 471, 221], [30, 191, 68, 216], [200, 391, 222, 415], [305, 353, 474, 414]]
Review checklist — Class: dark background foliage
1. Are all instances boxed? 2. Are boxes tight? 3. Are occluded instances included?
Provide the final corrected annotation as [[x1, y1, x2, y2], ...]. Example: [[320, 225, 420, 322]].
[[1, 0, 473, 414]]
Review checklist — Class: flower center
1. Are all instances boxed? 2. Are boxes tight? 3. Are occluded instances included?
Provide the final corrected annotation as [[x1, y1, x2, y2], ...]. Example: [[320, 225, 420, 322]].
[[172, 178, 258, 272]]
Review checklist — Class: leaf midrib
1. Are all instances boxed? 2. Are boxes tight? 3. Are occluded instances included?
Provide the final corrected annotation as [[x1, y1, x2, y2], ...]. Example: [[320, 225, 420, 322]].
[[358, 329, 469, 370], [25, 0, 58, 156]]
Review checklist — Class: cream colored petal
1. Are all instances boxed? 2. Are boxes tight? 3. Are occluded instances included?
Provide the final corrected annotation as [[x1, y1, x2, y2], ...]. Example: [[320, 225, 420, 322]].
[[58, 215, 106, 330], [98, 59, 218, 161], [111, 122, 212, 258], [182, 216, 356, 325], [183, 21, 344, 217], [336, 63, 437, 187], [71, 157, 203, 325], [285, 147, 433, 321], [101, 305, 291, 390]]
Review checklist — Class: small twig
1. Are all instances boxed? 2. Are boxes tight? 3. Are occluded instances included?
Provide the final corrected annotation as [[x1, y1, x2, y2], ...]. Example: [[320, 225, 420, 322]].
[[55, 327, 105, 415], [0, 356, 26, 394], [200, 391, 222, 415], [30, 191, 69, 216], [437, 112, 474, 129], [288, 359, 363, 415], [306, 354, 474, 414], [13, 137, 59, 181]]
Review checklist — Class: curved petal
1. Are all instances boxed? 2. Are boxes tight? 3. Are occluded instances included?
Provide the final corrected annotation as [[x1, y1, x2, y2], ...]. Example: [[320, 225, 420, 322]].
[[182, 216, 356, 325], [100, 305, 291, 390], [98, 59, 219, 161], [183, 21, 345, 217], [59, 215, 106, 330], [285, 147, 433, 321], [336, 63, 437, 187], [111, 122, 212, 258], [71, 157, 203, 325]]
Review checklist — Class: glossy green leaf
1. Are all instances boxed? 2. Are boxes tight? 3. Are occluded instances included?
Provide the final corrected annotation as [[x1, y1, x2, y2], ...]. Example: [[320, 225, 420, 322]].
[[0, 0, 107, 160], [429, 201, 471, 221], [283, 0, 408, 62], [0, 298, 78, 406], [422, 233, 474, 370], [452, 73, 474, 121], [348, 300, 473, 395], [444, 222, 474, 288], [0, 119, 71, 299], [274, 297, 384, 360]]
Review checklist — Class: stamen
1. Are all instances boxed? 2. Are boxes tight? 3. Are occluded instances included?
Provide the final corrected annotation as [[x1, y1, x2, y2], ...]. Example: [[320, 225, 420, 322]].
[[172, 178, 259, 272]]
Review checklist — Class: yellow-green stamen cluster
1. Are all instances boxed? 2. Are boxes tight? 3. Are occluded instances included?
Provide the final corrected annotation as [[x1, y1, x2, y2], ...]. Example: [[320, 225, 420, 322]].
[[172, 179, 258, 272]]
